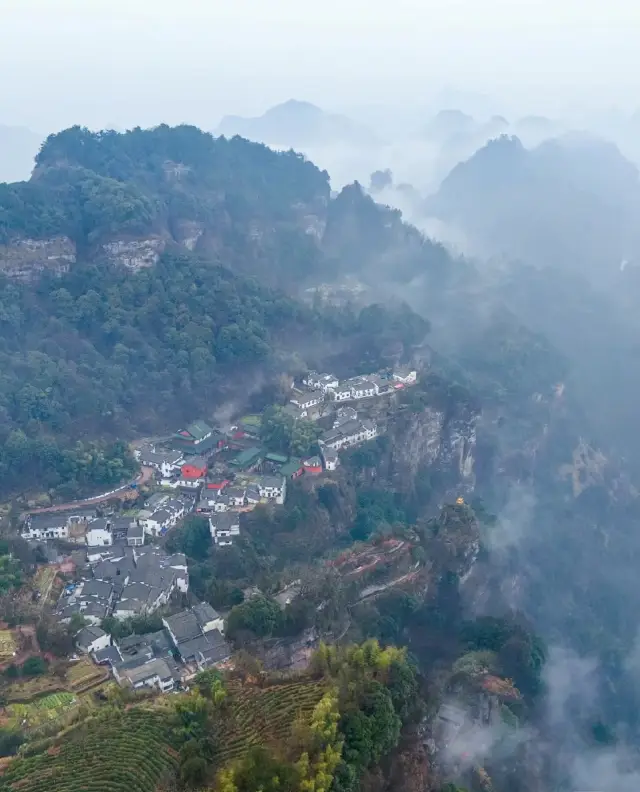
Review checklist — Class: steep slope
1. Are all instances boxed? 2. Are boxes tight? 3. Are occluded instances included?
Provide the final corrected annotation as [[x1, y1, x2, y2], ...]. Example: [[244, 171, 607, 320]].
[[301, 179, 640, 778]]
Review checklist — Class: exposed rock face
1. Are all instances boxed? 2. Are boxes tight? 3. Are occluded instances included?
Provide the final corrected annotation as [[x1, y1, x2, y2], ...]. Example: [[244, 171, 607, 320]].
[[388, 403, 478, 501], [0, 236, 76, 281], [173, 220, 204, 252], [100, 236, 168, 271]]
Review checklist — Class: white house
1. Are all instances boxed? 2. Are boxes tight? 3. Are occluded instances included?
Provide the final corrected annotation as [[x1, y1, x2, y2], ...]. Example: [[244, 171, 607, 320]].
[[209, 513, 240, 546], [142, 497, 188, 537], [192, 602, 224, 634], [115, 658, 176, 693], [165, 553, 189, 593], [333, 406, 358, 427], [392, 367, 417, 385], [143, 509, 173, 537], [21, 514, 69, 541], [347, 377, 379, 399], [331, 385, 351, 402], [75, 625, 111, 654], [135, 447, 184, 478], [86, 519, 113, 548], [320, 419, 373, 451], [361, 419, 378, 441], [321, 446, 340, 471], [257, 475, 287, 505], [225, 487, 246, 508], [290, 389, 324, 411], [163, 604, 224, 648], [305, 372, 339, 393], [127, 523, 145, 547]]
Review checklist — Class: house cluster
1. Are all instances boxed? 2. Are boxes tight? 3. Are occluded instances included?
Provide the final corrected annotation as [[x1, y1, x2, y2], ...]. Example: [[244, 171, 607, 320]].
[[22, 493, 195, 548], [319, 417, 378, 453], [76, 600, 231, 693], [137, 492, 194, 538], [55, 543, 189, 626], [295, 365, 417, 410]]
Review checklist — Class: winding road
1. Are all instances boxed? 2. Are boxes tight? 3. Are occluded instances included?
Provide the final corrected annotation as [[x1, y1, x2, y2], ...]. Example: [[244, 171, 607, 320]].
[[26, 466, 154, 515]]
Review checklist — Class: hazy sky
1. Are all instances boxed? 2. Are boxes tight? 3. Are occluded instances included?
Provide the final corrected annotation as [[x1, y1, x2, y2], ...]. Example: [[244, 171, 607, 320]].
[[2, 0, 640, 132]]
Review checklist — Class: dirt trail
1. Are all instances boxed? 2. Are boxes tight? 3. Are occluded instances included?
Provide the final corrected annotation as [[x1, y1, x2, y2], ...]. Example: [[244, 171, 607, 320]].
[[27, 466, 154, 516]]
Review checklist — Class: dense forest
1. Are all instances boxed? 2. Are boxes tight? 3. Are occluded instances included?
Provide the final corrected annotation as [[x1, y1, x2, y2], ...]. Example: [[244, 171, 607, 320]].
[[1, 125, 329, 245], [0, 248, 427, 498]]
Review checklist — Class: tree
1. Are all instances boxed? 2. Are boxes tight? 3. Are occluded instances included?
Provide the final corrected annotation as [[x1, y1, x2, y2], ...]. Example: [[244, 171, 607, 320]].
[[36, 618, 74, 657], [260, 406, 320, 457], [179, 755, 208, 788], [167, 515, 211, 561], [0, 728, 24, 757], [226, 596, 283, 640], [21, 656, 47, 676], [68, 612, 88, 634]]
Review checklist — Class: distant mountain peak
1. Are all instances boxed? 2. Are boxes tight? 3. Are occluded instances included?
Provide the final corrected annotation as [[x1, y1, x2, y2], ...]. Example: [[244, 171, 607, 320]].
[[217, 99, 378, 148]]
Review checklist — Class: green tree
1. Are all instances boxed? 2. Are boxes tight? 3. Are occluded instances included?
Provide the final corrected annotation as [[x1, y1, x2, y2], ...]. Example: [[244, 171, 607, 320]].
[[226, 596, 283, 640], [166, 515, 211, 561], [260, 405, 320, 457], [21, 656, 47, 676]]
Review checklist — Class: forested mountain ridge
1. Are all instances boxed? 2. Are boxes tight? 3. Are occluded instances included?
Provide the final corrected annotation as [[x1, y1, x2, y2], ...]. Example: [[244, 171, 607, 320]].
[[426, 132, 640, 282], [0, 126, 442, 500], [0, 125, 330, 285], [1, 122, 639, 788]]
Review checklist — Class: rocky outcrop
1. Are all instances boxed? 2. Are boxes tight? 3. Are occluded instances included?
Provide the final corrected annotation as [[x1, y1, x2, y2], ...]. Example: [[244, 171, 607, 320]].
[[387, 402, 479, 502], [0, 236, 76, 281], [99, 235, 169, 271], [172, 220, 205, 251]]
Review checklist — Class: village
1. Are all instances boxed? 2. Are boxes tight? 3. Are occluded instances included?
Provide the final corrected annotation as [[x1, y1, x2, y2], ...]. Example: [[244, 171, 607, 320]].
[[10, 364, 418, 696]]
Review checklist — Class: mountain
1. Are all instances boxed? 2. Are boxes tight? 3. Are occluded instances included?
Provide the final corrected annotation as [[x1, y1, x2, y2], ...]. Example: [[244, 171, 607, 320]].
[[427, 132, 640, 283], [0, 125, 43, 182], [217, 99, 379, 148], [3, 122, 640, 788]]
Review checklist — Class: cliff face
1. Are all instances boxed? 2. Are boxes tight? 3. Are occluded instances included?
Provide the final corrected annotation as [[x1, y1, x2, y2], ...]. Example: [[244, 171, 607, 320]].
[[98, 234, 170, 271], [385, 401, 478, 506], [0, 236, 76, 281]]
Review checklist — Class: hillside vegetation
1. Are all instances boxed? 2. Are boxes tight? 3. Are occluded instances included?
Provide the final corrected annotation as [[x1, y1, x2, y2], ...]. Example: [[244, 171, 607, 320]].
[[0, 641, 419, 792]]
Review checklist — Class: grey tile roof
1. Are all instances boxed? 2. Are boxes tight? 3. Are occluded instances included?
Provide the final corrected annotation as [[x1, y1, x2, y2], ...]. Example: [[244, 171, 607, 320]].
[[87, 517, 109, 532], [82, 602, 109, 619], [127, 523, 144, 539], [258, 475, 284, 489], [192, 602, 220, 627], [27, 513, 68, 531], [81, 580, 113, 599], [76, 625, 106, 650], [149, 509, 172, 524], [164, 610, 202, 644], [210, 513, 239, 532], [177, 629, 231, 665], [124, 657, 176, 685], [93, 645, 122, 665]]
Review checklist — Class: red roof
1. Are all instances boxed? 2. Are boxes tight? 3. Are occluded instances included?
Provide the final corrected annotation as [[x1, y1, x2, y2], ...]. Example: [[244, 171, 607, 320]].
[[206, 480, 229, 490], [181, 464, 207, 479]]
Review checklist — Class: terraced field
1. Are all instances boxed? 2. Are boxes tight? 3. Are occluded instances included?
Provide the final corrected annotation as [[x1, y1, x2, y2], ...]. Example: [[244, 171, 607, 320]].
[[4, 675, 64, 703], [0, 708, 179, 792], [67, 657, 109, 692], [5, 693, 75, 729], [217, 679, 328, 764]]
